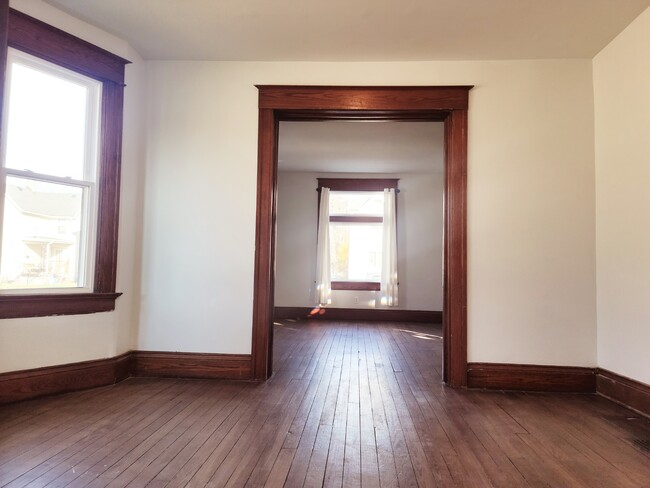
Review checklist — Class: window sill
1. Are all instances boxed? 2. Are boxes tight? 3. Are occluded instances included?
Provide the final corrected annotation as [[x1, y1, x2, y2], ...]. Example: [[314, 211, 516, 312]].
[[0, 292, 122, 319], [331, 281, 380, 291]]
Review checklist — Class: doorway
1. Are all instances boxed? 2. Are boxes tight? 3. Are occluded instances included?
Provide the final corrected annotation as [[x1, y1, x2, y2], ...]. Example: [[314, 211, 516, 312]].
[[251, 86, 471, 387]]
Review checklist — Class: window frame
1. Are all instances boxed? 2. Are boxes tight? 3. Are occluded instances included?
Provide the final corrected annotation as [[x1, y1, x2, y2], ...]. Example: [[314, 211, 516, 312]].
[[2, 48, 102, 293], [0, 8, 129, 318], [317, 178, 398, 292]]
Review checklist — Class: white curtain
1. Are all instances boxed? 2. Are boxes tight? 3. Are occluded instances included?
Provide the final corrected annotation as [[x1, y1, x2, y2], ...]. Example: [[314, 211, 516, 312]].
[[315, 187, 331, 306], [380, 188, 399, 306]]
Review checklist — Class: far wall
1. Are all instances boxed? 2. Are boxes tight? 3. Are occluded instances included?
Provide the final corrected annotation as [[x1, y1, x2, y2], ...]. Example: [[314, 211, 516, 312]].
[[275, 171, 443, 311]]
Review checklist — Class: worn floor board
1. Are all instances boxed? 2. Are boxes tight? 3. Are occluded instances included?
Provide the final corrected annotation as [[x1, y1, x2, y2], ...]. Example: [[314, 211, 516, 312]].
[[1, 320, 649, 487]]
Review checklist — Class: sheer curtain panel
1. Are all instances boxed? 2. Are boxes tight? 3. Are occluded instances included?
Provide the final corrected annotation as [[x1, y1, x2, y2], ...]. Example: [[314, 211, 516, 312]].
[[315, 187, 331, 306], [380, 188, 399, 306]]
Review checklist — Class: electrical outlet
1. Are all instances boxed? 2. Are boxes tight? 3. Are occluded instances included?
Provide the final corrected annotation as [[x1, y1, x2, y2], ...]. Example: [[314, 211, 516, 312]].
[[353, 296, 359, 304]]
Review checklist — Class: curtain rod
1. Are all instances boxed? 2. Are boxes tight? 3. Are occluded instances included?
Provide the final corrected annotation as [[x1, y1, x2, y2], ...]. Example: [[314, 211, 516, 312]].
[[316, 188, 400, 193]]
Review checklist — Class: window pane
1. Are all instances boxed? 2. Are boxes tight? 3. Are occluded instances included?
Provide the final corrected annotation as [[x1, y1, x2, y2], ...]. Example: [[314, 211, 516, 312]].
[[4, 57, 98, 180], [330, 191, 384, 217], [330, 222, 382, 281], [1, 177, 86, 290]]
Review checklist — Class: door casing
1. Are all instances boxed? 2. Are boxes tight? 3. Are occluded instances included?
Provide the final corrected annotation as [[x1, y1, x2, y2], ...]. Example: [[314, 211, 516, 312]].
[[251, 85, 471, 387]]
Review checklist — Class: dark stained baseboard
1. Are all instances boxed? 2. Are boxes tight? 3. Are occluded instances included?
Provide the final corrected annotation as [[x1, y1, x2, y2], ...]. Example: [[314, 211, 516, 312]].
[[3, 352, 647, 421], [597, 369, 650, 418], [0, 352, 132, 404], [132, 351, 252, 380], [274, 306, 442, 323], [467, 362, 597, 393], [0, 350, 252, 404]]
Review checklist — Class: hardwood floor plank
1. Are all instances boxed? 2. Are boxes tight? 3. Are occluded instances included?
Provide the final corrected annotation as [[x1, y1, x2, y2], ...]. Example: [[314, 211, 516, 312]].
[[322, 324, 352, 488], [245, 324, 339, 487], [361, 325, 398, 488], [366, 324, 419, 488], [282, 327, 341, 487], [2, 380, 175, 488], [1, 320, 649, 487], [263, 448, 295, 488], [0, 379, 179, 487], [358, 325, 381, 488]]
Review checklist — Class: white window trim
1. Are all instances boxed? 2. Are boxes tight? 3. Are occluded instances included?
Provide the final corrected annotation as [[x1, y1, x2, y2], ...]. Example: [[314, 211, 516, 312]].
[[0, 48, 102, 294]]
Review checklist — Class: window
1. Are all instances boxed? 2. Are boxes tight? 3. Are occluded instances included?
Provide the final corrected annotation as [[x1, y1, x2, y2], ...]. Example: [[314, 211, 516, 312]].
[[0, 9, 129, 318], [1, 50, 100, 291], [318, 178, 398, 291]]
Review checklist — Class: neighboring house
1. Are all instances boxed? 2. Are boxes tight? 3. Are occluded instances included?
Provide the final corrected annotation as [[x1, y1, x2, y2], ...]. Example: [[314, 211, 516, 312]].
[[1, 182, 80, 288]]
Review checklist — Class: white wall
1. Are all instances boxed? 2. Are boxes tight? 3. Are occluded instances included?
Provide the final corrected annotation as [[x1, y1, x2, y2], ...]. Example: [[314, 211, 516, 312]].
[[594, 7, 650, 385], [140, 58, 597, 366], [0, 0, 146, 373], [275, 171, 443, 311]]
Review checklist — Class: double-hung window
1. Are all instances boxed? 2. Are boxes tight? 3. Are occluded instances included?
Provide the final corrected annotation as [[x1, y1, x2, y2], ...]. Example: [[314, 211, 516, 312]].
[[1, 49, 101, 291], [318, 178, 398, 292], [0, 9, 129, 318]]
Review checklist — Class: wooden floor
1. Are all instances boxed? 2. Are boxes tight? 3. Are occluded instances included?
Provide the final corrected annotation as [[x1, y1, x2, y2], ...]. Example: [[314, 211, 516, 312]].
[[1, 321, 649, 487]]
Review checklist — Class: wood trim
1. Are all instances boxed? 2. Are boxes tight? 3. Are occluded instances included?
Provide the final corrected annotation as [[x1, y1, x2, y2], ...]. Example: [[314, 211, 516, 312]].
[[443, 109, 468, 386], [0, 292, 122, 318], [251, 108, 278, 381], [597, 369, 650, 418], [467, 363, 597, 393], [0, 352, 131, 404], [329, 216, 383, 223], [0, 10, 128, 318], [331, 281, 380, 291], [94, 80, 124, 293], [132, 351, 252, 381], [0, 350, 253, 404], [257, 85, 472, 111], [278, 110, 449, 122], [7, 8, 129, 84], [317, 178, 399, 192], [274, 306, 442, 324], [253, 85, 471, 385], [0, 1, 8, 134]]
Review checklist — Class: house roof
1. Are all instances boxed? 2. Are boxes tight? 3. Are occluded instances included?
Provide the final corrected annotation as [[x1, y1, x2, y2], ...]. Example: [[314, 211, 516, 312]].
[[43, 0, 649, 61], [6, 183, 81, 219]]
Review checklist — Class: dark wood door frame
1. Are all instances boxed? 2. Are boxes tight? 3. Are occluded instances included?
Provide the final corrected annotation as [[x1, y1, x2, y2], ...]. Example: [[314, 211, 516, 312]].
[[251, 85, 472, 387]]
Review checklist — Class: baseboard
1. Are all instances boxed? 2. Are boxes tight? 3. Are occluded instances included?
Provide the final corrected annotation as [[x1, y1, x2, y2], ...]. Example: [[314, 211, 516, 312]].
[[597, 369, 650, 418], [467, 362, 597, 393], [3, 352, 646, 419], [0, 352, 132, 405], [132, 351, 252, 380], [0, 350, 252, 404], [274, 306, 442, 323]]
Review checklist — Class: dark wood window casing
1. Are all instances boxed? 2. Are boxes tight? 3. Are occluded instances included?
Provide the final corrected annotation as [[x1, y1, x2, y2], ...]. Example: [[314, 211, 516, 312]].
[[0, 8, 129, 318], [317, 178, 398, 292]]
